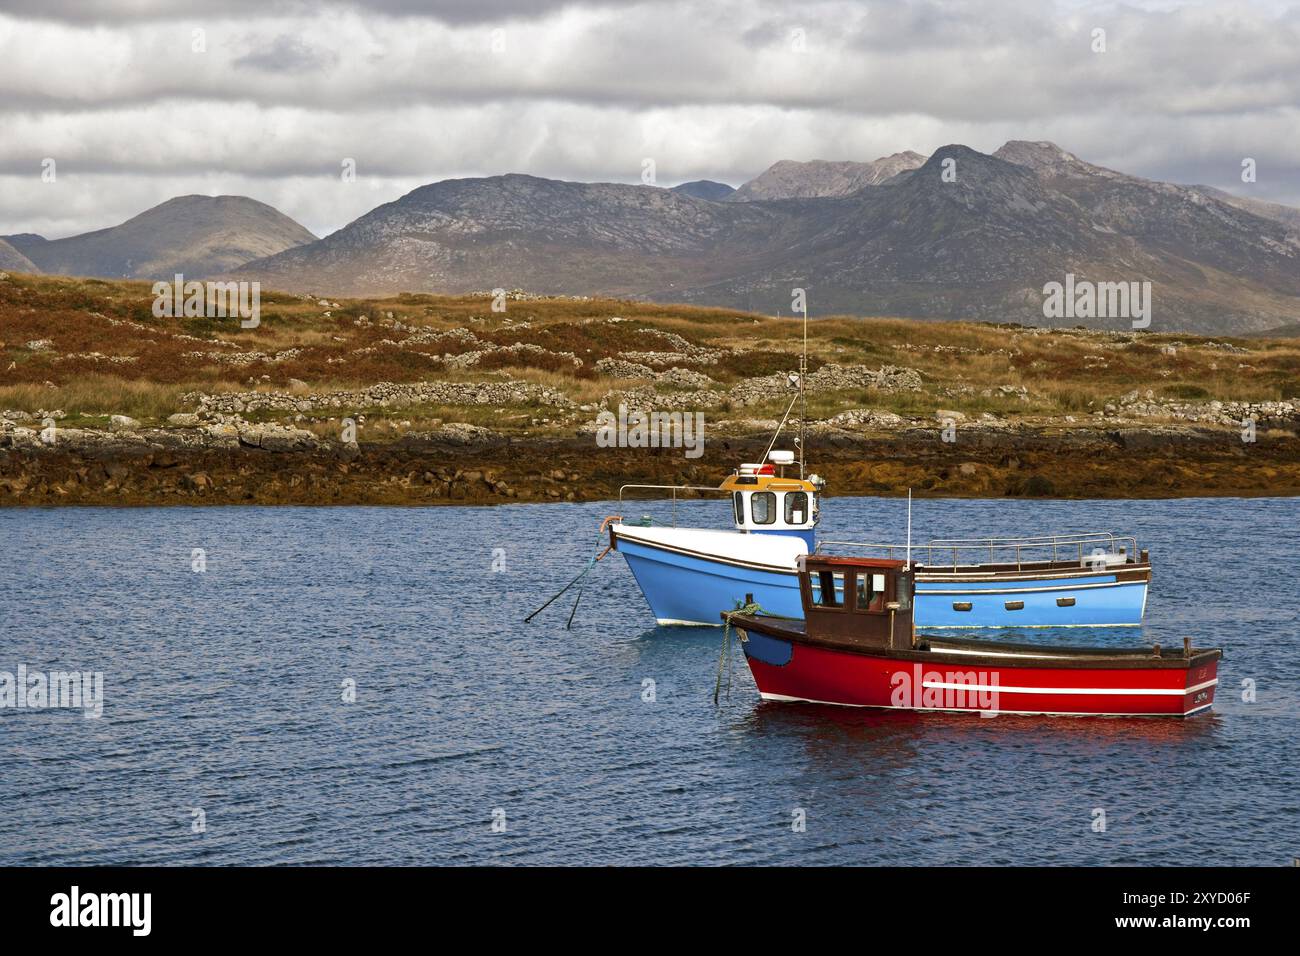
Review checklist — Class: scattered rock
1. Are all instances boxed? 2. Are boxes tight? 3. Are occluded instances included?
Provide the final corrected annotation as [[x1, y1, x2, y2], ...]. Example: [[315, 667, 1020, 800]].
[[730, 364, 922, 405], [822, 409, 905, 431], [659, 367, 716, 389], [595, 358, 654, 378], [433, 423, 498, 445], [236, 421, 319, 452], [185, 379, 573, 417]]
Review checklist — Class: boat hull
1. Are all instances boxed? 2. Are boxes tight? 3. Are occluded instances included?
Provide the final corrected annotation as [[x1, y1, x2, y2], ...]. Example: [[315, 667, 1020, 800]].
[[613, 525, 1149, 628], [738, 629, 1219, 717], [616, 530, 803, 625]]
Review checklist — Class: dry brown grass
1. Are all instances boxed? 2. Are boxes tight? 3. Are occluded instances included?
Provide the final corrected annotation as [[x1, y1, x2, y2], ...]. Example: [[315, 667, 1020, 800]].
[[3, 273, 1298, 427], [0, 374, 200, 422]]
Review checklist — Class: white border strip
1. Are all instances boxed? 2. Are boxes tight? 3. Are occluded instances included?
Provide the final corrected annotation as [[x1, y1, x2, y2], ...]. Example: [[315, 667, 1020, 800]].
[[917, 566, 1148, 582], [759, 692, 1216, 717], [923, 622, 1142, 629], [918, 581, 1141, 596], [920, 678, 1218, 696], [933, 644, 1155, 658]]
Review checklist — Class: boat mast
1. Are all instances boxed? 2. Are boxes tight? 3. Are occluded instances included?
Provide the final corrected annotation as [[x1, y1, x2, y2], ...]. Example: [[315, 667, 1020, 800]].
[[906, 488, 912, 567], [759, 291, 809, 476], [799, 291, 808, 479]]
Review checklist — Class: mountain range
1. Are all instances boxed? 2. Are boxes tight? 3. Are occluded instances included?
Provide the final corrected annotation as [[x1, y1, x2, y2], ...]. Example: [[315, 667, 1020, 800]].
[[5, 142, 1299, 333]]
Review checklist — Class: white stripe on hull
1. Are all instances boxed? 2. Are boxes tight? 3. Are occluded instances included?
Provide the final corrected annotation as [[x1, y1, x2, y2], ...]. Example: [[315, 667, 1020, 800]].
[[917, 580, 1141, 596], [931, 645, 1153, 659], [757, 691, 1214, 717], [922, 622, 1142, 629], [916, 566, 1149, 582], [919, 678, 1218, 696]]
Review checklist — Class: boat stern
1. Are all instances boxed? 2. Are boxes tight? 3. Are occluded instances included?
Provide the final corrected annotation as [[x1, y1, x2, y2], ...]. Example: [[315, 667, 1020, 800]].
[[1181, 651, 1220, 717]]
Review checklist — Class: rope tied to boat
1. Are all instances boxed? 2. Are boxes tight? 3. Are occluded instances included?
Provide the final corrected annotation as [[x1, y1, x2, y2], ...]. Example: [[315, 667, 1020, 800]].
[[523, 515, 621, 628], [715, 601, 765, 706]]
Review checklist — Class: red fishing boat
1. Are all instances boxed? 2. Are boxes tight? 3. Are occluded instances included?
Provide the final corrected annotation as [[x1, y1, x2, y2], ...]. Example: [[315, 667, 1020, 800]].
[[726, 555, 1220, 717]]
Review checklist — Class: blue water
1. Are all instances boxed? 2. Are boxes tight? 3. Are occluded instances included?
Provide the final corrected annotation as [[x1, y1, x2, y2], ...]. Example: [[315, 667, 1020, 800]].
[[1, 496, 1296, 865]]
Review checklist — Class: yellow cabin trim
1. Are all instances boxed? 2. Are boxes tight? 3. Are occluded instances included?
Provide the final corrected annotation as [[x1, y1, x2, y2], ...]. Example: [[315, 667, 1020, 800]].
[[718, 474, 817, 494]]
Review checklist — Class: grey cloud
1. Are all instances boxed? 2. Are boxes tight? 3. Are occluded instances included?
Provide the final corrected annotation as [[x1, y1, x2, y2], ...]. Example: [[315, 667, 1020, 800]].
[[233, 34, 339, 72], [4, 1, 1298, 122], [0, 0, 1296, 237], [0, 0, 662, 26]]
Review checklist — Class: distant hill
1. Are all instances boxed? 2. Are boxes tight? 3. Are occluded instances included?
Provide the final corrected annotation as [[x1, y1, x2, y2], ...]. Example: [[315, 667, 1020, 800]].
[[730, 151, 928, 201], [1245, 322, 1300, 339], [2, 233, 49, 260], [10, 196, 316, 280], [671, 180, 736, 201], [0, 237, 40, 273]]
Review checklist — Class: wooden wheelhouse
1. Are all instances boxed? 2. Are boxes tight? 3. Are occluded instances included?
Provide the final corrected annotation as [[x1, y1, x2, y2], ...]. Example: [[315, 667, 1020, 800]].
[[798, 555, 915, 650]]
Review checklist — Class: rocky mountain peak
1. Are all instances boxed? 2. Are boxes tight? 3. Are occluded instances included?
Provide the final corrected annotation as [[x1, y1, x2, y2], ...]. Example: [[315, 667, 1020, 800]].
[[993, 140, 1081, 170], [731, 150, 928, 201]]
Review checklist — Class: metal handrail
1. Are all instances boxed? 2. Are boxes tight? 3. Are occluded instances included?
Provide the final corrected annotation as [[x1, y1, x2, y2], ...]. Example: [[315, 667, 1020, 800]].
[[617, 483, 730, 528], [617, 483, 727, 501], [926, 531, 1120, 547], [817, 532, 1140, 573], [816, 540, 914, 559]]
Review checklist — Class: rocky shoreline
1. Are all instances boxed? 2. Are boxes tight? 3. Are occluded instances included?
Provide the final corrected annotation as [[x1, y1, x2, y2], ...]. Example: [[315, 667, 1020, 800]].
[[3, 414, 1296, 505]]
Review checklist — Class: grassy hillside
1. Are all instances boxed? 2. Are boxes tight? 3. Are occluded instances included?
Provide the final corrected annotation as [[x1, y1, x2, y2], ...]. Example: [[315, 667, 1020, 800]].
[[3, 272, 1298, 436]]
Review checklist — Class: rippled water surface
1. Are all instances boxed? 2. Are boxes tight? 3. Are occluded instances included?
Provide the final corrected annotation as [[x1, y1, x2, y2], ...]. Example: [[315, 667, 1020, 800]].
[[2, 496, 1297, 865]]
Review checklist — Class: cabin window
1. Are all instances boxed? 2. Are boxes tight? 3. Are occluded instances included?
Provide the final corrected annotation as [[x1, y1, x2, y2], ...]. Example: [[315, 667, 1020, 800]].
[[856, 574, 874, 610], [732, 492, 744, 526], [784, 491, 808, 525], [750, 492, 777, 525], [856, 572, 888, 612], [810, 570, 845, 608]]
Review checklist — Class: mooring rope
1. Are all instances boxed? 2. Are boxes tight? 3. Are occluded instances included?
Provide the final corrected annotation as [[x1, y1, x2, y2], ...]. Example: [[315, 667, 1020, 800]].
[[715, 601, 765, 705], [565, 560, 595, 630], [524, 517, 620, 626]]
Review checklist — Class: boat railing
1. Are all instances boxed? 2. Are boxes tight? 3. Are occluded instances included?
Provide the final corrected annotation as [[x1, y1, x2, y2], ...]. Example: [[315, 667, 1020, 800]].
[[816, 531, 1141, 572], [617, 483, 730, 528]]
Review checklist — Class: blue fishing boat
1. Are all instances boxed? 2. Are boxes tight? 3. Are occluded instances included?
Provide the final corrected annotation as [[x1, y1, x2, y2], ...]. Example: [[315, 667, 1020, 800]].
[[608, 459, 1150, 628]]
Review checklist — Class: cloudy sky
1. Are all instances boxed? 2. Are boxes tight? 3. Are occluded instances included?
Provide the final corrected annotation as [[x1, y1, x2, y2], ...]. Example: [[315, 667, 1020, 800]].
[[1, 0, 1297, 239]]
